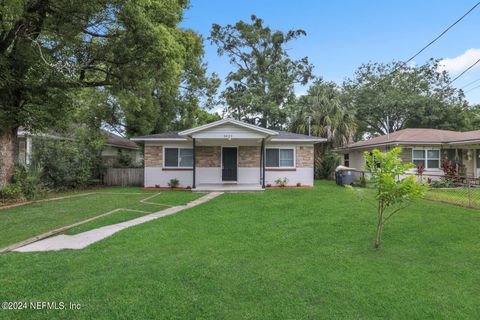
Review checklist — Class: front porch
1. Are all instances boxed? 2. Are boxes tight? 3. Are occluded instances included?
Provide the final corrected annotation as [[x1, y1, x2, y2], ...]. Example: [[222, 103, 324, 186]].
[[192, 183, 264, 192]]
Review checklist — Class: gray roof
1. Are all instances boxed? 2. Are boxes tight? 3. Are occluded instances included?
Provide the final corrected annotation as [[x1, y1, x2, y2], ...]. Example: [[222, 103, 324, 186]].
[[105, 131, 140, 150], [274, 130, 319, 140], [132, 131, 185, 140], [132, 130, 321, 141], [339, 128, 480, 150]]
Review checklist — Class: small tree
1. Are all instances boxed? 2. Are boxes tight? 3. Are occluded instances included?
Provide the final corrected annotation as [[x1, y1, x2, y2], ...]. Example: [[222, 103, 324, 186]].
[[364, 148, 425, 250]]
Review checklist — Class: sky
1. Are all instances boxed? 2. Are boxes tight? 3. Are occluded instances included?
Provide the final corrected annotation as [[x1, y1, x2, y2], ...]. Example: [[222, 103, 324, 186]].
[[180, 0, 480, 105]]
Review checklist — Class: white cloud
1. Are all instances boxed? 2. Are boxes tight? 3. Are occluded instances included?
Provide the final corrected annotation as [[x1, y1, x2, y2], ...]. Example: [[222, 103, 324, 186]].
[[295, 91, 307, 98], [438, 48, 480, 74]]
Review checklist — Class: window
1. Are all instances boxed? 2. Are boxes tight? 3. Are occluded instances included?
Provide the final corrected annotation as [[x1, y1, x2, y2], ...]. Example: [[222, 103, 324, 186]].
[[412, 148, 440, 169], [344, 154, 350, 167], [266, 148, 294, 167], [164, 148, 193, 168]]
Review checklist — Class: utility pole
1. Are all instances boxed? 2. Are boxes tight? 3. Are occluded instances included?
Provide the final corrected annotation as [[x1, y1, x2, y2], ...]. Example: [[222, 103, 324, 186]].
[[386, 115, 390, 141], [308, 116, 312, 136]]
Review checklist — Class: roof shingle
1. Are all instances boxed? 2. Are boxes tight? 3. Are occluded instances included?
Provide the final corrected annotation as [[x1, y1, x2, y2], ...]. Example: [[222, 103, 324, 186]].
[[341, 128, 480, 149]]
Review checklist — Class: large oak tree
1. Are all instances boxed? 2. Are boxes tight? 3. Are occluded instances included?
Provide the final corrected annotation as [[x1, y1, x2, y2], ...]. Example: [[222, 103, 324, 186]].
[[0, 0, 211, 187], [209, 15, 313, 129], [344, 60, 474, 139]]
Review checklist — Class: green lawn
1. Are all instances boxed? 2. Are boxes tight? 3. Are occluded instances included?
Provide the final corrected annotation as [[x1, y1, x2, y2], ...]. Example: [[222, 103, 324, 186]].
[[0, 181, 479, 319], [0, 188, 204, 248]]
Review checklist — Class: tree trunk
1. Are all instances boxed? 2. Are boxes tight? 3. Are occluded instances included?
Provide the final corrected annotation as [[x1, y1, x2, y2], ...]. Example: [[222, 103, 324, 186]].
[[374, 223, 383, 250], [0, 128, 18, 188], [374, 203, 384, 250]]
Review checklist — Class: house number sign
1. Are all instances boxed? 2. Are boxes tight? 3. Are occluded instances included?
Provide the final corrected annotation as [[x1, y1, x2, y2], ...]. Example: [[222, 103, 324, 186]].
[[224, 134, 233, 139]]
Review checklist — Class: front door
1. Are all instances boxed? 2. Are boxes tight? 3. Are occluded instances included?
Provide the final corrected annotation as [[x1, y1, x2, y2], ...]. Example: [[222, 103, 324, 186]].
[[222, 147, 237, 181]]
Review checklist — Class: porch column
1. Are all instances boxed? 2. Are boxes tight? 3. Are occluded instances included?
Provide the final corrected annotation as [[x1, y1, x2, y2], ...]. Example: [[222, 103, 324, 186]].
[[261, 138, 265, 188], [259, 139, 263, 185], [192, 138, 196, 189]]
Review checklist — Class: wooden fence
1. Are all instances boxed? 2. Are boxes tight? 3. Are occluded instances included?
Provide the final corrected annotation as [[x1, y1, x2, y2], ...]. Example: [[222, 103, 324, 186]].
[[103, 168, 144, 187]]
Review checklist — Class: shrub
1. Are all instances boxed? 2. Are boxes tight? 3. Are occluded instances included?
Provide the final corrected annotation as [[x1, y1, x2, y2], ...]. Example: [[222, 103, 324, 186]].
[[430, 180, 455, 188], [317, 151, 340, 179], [31, 130, 104, 190], [416, 163, 425, 176], [116, 149, 133, 167], [0, 165, 45, 202], [168, 179, 180, 188], [12, 165, 45, 199], [0, 184, 23, 202], [441, 160, 458, 183], [296, 182, 302, 187], [275, 177, 288, 187]]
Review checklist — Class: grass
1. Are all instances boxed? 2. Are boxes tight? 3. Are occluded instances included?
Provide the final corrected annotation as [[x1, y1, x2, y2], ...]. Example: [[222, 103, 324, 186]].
[[0, 181, 479, 319], [0, 188, 205, 248]]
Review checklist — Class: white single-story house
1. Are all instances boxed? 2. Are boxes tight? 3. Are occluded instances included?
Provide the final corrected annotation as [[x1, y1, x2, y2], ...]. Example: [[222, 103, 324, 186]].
[[131, 119, 325, 191], [336, 128, 480, 179]]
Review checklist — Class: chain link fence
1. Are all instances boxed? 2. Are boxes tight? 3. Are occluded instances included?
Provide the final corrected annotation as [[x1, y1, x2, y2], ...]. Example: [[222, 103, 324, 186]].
[[420, 175, 480, 209], [338, 170, 480, 209]]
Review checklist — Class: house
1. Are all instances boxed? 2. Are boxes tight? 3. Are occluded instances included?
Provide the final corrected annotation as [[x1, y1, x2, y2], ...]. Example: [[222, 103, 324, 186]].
[[17, 129, 142, 167], [131, 119, 325, 191], [336, 128, 480, 178]]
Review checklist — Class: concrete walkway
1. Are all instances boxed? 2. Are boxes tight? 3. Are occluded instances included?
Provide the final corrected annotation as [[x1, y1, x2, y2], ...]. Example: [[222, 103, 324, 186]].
[[15, 192, 222, 253]]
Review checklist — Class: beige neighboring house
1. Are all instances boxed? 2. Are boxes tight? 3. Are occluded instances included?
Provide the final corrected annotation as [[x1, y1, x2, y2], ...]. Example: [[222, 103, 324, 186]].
[[17, 129, 142, 167], [336, 128, 480, 178], [131, 118, 325, 191]]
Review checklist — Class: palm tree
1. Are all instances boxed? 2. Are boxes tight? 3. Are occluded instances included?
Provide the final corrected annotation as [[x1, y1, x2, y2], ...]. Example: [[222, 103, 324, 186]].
[[289, 81, 356, 147]]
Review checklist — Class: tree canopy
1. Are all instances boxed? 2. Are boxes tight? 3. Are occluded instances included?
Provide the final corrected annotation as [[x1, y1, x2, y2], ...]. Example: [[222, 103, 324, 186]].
[[209, 15, 314, 129], [288, 80, 356, 147], [0, 0, 218, 186], [344, 60, 476, 138]]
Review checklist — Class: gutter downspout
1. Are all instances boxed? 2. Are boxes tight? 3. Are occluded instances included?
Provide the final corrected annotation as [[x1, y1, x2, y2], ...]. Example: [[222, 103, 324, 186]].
[[262, 138, 266, 188], [192, 138, 196, 189]]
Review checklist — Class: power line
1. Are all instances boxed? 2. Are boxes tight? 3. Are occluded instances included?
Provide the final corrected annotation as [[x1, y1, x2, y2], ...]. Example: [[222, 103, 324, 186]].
[[403, 1, 480, 65], [460, 77, 480, 89], [465, 83, 480, 93], [449, 57, 480, 84], [372, 1, 480, 87]]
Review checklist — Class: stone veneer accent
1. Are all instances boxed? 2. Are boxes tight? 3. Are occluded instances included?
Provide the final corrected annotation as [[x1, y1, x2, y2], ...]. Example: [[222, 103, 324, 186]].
[[196, 146, 221, 167], [296, 146, 314, 168], [144, 145, 162, 167], [238, 146, 261, 168]]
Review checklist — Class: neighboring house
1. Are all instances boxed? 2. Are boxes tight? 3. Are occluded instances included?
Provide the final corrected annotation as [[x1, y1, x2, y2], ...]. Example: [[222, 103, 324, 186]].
[[100, 132, 143, 166], [131, 118, 325, 191], [336, 128, 480, 178], [17, 129, 142, 167]]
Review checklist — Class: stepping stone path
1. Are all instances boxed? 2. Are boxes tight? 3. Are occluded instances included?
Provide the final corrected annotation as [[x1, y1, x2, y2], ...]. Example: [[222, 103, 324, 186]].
[[14, 192, 222, 253]]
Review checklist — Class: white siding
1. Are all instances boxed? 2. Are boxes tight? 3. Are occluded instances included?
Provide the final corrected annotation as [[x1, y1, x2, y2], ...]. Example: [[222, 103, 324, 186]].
[[265, 168, 314, 186], [192, 123, 268, 139], [145, 167, 193, 188]]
